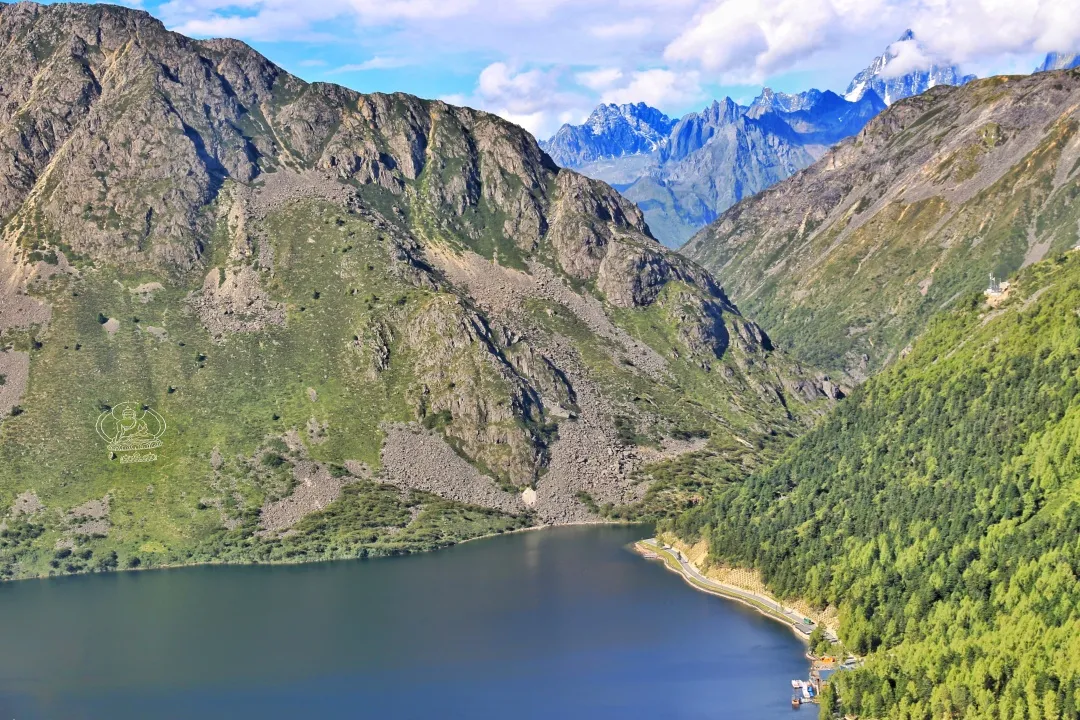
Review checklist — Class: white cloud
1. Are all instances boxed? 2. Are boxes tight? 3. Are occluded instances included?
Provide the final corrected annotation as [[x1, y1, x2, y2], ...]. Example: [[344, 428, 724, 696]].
[[600, 69, 703, 107], [576, 67, 624, 91], [663, 0, 1080, 83], [328, 57, 412, 73], [477, 63, 557, 109], [454, 63, 701, 138], [457, 62, 591, 138], [879, 38, 934, 79], [439, 93, 470, 106], [159, 0, 704, 64], [344, 0, 477, 21], [911, 0, 1080, 62], [493, 110, 549, 135], [159, 0, 1080, 74], [558, 109, 588, 125], [590, 18, 652, 39], [153, 0, 1080, 137], [665, 0, 888, 83], [160, 0, 474, 40]]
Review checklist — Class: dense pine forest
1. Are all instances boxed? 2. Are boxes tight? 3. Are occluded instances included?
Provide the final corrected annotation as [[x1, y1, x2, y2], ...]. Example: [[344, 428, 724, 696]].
[[666, 252, 1080, 718]]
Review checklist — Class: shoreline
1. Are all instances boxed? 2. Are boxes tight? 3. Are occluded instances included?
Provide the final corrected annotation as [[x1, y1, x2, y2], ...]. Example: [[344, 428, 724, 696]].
[[457, 518, 645, 546], [634, 538, 827, 644], [5, 519, 648, 584]]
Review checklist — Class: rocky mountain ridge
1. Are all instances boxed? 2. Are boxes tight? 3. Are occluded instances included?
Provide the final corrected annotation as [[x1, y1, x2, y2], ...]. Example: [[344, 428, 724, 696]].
[[684, 68, 1080, 379], [553, 89, 884, 247], [540, 102, 676, 167], [0, 1, 836, 579], [746, 88, 821, 115]]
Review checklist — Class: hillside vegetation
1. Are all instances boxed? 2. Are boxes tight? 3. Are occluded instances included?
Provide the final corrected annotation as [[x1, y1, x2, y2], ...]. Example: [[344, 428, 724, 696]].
[[0, 2, 835, 579], [668, 251, 1080, 718], [684, 70, 1080, 381]]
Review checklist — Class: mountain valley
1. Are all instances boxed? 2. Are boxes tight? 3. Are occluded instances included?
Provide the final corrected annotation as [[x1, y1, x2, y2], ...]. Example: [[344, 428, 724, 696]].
[[1, 3, 1080, 720], [0, 1, 836, 579], [684, 69, 1080, 380]]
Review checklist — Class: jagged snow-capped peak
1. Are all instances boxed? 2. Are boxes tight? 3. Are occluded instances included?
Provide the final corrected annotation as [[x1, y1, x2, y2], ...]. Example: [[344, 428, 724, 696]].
[[583, 102, 674, 142], [1036, 52, 1080, 73], [539, 102, 675, 168], [845, 30, 975, 105], [747, 88, 824, 117]]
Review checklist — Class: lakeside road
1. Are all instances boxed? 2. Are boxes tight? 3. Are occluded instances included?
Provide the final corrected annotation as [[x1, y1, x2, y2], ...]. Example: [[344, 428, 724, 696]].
[[635, 538, 838, 643]]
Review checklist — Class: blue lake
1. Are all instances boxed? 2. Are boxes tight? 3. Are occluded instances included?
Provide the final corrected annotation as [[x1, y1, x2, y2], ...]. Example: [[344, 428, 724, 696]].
[[0, 525, 808, 719]]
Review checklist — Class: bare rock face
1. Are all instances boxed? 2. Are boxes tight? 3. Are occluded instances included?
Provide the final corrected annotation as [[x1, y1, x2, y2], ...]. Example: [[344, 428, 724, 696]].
[[546, 172, 648, 279], [402, 295, 553, 486], [66, 495, 111, 537], [258, 461, 349, 534], [0, 1, 711, 320], [655, 289, 732, 360], [595, 236, 722, 308], [8, 490, 43, 517], [189, 265, 286, 341], [0, 244, 51, 335], [379, 425, 526, 515]]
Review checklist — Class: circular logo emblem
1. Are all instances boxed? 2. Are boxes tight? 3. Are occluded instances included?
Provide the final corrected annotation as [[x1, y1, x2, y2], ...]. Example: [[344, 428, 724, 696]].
[[96, 402, 166, 463]]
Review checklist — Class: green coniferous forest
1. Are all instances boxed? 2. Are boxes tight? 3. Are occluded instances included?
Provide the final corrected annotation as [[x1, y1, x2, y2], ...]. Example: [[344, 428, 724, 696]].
[[666, 251, 1080, 718]]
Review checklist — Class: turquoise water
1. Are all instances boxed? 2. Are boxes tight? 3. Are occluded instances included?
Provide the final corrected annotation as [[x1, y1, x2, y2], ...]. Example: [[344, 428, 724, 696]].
[[0, 525, 808, 719]]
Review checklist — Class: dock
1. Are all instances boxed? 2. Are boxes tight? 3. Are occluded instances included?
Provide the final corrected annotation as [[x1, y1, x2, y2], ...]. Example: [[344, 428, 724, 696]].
[[790, 655, 860, 708]]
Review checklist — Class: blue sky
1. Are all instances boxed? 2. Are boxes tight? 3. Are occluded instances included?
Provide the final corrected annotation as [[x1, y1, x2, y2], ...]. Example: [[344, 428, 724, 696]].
[[71, 0, 1075, 138]]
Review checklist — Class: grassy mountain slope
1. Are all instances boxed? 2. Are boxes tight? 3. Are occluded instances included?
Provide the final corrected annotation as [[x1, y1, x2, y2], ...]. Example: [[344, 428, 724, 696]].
[[684, 70, 1080, 381], [667, 251, 1080, 718], [0, 2, 835, 579]]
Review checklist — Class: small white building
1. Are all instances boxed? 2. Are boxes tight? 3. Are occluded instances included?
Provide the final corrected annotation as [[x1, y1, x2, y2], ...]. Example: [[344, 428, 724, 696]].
[[985, 273, 1010, 297]]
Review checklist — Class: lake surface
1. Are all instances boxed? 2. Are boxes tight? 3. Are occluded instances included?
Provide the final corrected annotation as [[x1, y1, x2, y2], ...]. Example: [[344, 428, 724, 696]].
[[0, 526, 808, 719]]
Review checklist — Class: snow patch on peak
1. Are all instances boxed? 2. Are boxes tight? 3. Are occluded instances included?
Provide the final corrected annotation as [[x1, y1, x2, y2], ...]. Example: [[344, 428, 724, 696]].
[[541, 102, 676, 167], [844, 81, 867, 103], [749, 87, 824, 116], [845, 30, 974, 105]]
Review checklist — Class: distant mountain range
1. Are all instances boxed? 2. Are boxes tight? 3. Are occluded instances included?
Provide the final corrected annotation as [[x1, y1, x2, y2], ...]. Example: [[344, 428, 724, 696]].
[[540, 88, 886, 247], [540, 31, 974, 247]]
